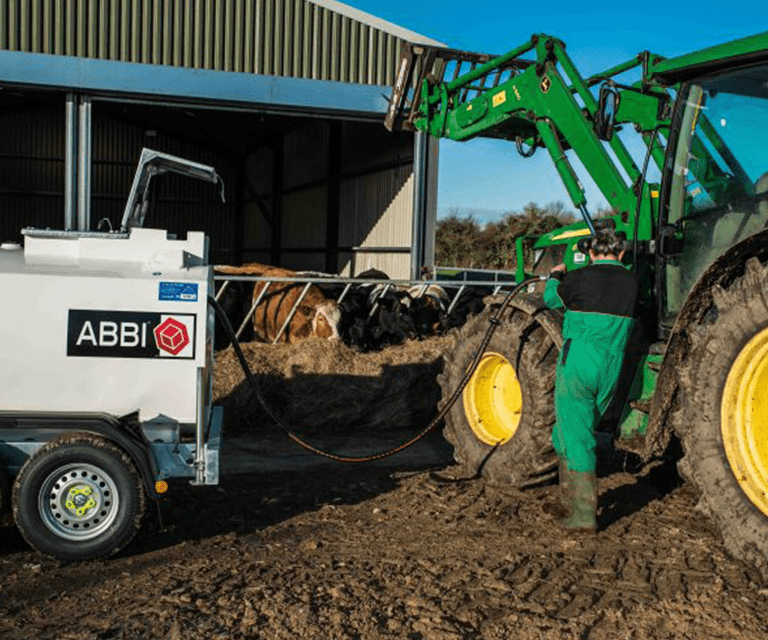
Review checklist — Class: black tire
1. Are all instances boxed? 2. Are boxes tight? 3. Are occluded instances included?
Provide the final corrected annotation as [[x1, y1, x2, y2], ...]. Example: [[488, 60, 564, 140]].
[[0, 464, 7, 513], [12, 433, 146, 561], [676, 257, 768, 576], [438, 307, 560, 487]]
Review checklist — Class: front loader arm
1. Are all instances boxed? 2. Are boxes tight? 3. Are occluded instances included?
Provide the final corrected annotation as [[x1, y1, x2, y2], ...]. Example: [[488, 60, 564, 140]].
[[393, 35, 656, 228], [387, 34, 751, 252], [387, 35, 670, 242]]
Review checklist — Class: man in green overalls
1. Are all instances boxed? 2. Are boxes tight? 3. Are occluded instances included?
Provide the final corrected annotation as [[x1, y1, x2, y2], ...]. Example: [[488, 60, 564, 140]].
[[543, 228, 639, 531]]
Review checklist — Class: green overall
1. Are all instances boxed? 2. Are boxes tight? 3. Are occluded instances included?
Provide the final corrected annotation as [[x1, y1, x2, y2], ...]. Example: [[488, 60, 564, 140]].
[[543, 259, 637, 473]]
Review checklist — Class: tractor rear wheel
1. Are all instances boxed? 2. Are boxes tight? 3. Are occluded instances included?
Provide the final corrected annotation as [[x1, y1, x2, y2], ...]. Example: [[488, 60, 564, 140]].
[[438, 308, 559, 487], [677, 257, 768, 575], [12, 433, 146, 561]]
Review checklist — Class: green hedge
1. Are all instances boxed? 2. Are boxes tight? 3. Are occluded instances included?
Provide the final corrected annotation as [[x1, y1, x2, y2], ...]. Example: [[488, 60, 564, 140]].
[[435, 202, 576, 270]]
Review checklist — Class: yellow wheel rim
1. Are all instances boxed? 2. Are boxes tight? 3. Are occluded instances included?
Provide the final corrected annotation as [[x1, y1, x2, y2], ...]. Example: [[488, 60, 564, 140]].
[[721, 326, 768, 517], [462, 352, 523, 446]]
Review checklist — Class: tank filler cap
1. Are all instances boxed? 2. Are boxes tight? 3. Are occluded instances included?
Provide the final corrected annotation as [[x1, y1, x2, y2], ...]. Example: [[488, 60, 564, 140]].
[[0, 242, 21, 250]]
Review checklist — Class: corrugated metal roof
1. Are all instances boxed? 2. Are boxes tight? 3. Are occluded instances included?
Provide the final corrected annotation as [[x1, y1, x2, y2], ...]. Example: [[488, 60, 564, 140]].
[[0, 0, 443, 86], [308, 0, 444, 47]]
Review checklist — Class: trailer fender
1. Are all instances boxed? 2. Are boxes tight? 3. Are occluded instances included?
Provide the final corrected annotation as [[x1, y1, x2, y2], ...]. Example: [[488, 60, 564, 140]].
[[7, 412, 161, 500], [644, 228, 768, 458]]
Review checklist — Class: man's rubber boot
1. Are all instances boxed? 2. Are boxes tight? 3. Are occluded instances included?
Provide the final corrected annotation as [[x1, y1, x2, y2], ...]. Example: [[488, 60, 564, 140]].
[[543, 458, 571, 519], [560, 469, 597, 532]]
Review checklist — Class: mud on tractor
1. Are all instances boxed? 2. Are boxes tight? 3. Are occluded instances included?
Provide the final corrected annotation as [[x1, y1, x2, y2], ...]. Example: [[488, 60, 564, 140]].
[[387, 32, 768, 574]]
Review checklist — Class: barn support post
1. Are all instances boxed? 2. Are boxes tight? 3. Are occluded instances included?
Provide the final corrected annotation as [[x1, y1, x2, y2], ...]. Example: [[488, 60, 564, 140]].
[[410, 131, 438, 279], [235, 161, 245, 265], [77, 95, 92, 231], [64, 93, 93, 232], [270, 136, 284, 266], [326, 120, 342, 274], [64, 93, 78, 230]]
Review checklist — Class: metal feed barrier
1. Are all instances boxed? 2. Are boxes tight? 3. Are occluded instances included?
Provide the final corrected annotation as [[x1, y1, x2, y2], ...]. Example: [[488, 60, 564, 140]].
[[213, 272, 515, 345]]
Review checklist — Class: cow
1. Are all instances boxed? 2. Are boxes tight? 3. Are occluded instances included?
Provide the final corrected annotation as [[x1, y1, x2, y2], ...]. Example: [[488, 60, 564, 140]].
[[214, 264, 341, 344], [339, 278, 454, 351]]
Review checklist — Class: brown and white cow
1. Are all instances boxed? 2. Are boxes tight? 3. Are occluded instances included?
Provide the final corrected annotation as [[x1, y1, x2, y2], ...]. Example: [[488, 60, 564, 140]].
[[214, 264, 341, 344]]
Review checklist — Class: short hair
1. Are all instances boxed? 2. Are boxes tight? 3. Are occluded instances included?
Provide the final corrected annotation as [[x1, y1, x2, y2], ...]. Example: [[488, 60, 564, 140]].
[[590, 228, 627, 256]]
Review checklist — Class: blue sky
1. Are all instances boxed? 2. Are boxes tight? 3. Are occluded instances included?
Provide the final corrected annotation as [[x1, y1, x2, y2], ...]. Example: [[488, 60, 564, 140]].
[[349, 0, 767, 222]]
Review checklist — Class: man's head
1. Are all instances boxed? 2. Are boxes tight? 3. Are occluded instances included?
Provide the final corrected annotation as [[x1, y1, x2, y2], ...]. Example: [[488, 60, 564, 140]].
[[588, 228, 627, 261]]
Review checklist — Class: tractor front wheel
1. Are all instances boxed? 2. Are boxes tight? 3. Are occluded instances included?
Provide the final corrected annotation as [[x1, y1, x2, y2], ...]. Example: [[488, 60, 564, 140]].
[[438, 308, 559, 487], [677, 257, 768, 576]]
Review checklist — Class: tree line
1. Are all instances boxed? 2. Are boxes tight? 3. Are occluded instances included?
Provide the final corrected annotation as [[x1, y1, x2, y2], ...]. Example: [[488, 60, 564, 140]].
[[434, 201, 577, 271]]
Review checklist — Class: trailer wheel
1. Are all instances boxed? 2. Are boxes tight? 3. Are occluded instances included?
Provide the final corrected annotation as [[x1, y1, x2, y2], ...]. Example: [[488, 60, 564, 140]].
[[438, 308, 559, 487], [12, 433, 145, 561], [677, 257, 768, 576]]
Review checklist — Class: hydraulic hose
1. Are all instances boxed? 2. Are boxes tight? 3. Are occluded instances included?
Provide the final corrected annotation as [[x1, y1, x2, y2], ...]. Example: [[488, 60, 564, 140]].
[[208, 275, 545, 463]]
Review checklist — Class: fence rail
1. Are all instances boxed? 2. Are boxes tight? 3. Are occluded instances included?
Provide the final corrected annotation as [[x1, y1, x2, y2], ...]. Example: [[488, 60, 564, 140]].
[[433, 265, 518, 283], [213, 272, 516, 344]]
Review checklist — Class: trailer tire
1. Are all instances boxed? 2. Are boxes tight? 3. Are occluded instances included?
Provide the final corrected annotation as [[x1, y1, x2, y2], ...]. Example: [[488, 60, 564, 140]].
[[12, 433, 146, 561], [438, 308, 559, 487], [677, 257, 768, 576]]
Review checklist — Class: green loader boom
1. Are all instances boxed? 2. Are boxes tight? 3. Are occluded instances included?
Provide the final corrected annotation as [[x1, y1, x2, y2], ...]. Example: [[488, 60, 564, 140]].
[[387, 35, 667, 247], [386, 33, 758, 278]]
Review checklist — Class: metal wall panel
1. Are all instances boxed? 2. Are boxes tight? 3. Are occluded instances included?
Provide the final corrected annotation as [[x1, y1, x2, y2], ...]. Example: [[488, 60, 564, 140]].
[[338, 165, 413, 278], [0, 102, 66, 243], [0, 0, 405, 85], [283, 120, 329, 189], [241, 142, 275, 264], [88, 107, 239, 263], [239, 118, 416, 275], [242, 201, 269, 258], [282, 185, 327, 248]]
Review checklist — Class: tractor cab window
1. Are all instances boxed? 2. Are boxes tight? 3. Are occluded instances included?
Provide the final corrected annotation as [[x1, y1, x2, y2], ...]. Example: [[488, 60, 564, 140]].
[[663, 64, 768, 325]]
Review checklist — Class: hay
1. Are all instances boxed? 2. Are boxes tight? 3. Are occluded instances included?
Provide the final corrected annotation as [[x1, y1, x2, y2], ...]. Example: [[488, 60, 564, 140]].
[[213, 334, 456, 436]]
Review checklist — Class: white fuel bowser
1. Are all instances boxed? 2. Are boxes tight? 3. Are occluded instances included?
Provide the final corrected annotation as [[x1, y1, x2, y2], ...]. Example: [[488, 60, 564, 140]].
[[0, 150, 224, 561]]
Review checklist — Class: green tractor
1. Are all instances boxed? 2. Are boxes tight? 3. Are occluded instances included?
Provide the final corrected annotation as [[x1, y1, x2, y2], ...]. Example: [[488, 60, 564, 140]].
[[387, 32, 768, 573]]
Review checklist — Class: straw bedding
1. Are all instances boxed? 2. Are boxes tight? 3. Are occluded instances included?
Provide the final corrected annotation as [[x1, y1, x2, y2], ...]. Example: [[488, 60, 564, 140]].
[[213, 334, 456, 436]]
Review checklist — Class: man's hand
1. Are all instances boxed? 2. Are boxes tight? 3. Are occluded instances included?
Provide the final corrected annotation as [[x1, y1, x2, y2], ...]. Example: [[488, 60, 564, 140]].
[[549, 263, 567, 281]]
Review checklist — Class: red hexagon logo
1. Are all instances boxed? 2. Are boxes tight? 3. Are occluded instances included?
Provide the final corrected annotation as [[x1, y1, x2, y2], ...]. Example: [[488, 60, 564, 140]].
[[153, 317, 190, 356]]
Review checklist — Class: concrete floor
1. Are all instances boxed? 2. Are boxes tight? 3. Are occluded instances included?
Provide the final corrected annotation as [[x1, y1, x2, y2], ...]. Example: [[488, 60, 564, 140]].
[[220, 425, 454, 475]]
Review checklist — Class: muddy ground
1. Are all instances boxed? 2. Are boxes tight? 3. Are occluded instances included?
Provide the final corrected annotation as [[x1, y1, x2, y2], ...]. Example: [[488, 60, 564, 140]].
[[2, 337, 768, 639]]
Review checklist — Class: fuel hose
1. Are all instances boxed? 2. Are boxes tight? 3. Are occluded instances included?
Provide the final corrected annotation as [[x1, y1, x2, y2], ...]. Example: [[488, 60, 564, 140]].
[[208, 275, 545, 463]]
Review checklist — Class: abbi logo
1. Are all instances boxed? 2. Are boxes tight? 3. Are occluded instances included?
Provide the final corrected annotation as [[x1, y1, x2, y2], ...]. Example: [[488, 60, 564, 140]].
[[68, 310, 196, 359], [154, 317, 190, 356]]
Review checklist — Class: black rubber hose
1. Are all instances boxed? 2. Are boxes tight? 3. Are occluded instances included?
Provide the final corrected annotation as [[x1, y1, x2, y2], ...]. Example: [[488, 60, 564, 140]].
[[208, 275, 545, 463]]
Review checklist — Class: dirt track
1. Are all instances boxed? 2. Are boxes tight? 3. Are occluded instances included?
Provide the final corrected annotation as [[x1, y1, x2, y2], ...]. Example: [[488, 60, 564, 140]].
[[2, 338, 768, 639]]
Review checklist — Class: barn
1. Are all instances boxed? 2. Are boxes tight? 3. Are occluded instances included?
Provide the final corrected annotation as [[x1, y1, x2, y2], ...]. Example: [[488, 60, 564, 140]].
[[0, 0, 442, 278]]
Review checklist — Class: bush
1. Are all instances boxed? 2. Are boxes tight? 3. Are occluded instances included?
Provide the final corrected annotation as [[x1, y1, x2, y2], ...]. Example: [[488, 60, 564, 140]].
[[435, 202, 578, 270]]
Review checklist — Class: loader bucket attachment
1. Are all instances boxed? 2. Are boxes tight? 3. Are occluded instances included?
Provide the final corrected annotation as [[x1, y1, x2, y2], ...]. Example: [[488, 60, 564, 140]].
[[385, 43, 440, 132], [384, 43, 531, 132]]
